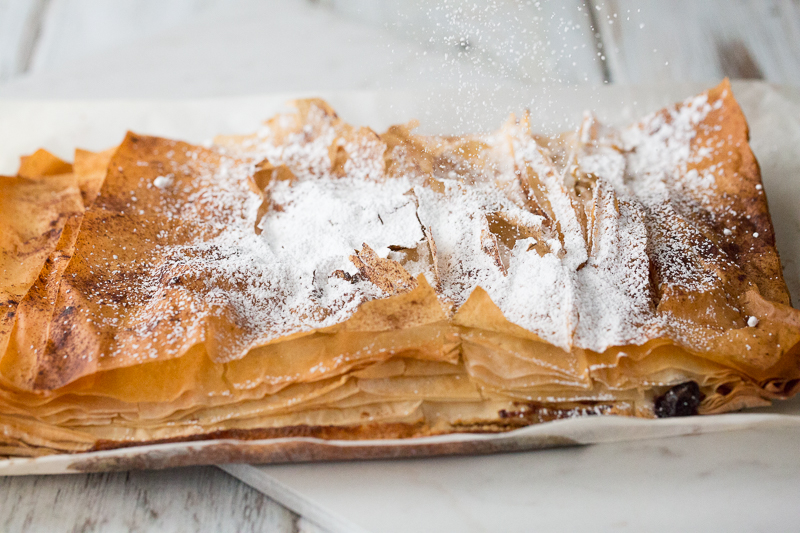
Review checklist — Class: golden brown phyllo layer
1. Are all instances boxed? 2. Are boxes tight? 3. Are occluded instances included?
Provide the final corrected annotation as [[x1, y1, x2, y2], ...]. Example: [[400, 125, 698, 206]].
[[1, 80, 799, 457]]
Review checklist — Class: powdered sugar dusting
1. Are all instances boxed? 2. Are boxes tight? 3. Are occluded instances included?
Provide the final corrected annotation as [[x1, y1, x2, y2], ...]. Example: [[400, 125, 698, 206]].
[[260, 176, 424, 317], [63, 90, 736, 371]]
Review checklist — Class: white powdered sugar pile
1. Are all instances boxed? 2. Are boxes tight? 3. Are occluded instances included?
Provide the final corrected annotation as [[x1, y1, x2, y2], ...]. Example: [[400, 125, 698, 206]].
[[260, 176, 424, 314]]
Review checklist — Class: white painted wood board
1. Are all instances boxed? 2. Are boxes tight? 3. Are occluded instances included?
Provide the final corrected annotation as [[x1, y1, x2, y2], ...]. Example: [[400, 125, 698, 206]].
[[28, 0, 218, 74], [9, 0, 607, 90], [592, 0, 800, 85], [0, 465, 298, 533], [0, 0, 47, 81], [5, 0, 800, 94], [0, 0, 505, 98]]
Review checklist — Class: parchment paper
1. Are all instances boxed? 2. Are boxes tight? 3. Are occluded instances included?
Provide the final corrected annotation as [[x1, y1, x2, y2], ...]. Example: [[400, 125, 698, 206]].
[[0, 81, 799, 475]]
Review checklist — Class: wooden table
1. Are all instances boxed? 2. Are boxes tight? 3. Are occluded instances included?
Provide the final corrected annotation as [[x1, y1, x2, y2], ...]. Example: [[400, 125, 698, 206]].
[[1, 467, 298, 532], [2, 0, 799, 95], [1, 1, 799, 531]]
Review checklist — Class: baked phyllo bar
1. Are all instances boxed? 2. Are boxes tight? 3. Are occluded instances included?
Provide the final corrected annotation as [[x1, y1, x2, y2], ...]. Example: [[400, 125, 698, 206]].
[[0, 80, 798, 458]]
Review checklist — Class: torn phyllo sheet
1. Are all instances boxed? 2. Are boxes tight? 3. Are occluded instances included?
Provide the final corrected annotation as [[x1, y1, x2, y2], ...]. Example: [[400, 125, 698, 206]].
[[0, 80, 798, 459]]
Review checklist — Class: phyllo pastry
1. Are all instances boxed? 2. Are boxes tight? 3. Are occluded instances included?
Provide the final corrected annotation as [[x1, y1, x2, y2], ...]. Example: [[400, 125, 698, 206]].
[[1, 80, 798, 458]]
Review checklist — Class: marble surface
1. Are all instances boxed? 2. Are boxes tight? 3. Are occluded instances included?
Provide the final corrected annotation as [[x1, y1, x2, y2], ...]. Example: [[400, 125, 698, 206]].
[[227, 425, 800, 533]]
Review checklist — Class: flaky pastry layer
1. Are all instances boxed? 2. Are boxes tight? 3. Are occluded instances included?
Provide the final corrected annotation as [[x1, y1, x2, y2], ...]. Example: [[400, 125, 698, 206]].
[[1, 80, 799, 457]]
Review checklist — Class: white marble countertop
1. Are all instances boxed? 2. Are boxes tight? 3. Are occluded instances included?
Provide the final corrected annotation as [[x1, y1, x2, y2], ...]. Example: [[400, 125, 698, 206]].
[[227, 425, 800, 533]]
